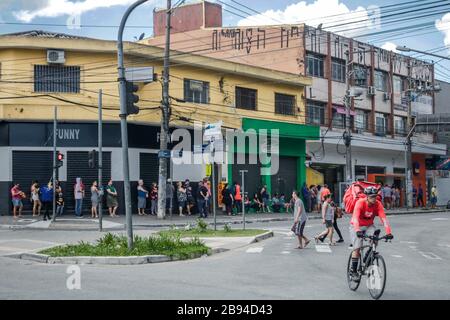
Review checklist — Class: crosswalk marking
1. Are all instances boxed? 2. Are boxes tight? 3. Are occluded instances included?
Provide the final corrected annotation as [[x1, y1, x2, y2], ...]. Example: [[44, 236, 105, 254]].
[[431, 218, 449, 221], [419, 251, 442, 260], [246, 247, 264, 253], [391, 255, 403, 258], [315, 244, 332, 253], [281, 251, 291, 254]]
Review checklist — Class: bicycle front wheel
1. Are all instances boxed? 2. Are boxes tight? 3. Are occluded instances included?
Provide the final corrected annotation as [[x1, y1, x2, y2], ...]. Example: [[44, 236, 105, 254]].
[[367, 254, 387, 300], [347, 252, 361, 291]]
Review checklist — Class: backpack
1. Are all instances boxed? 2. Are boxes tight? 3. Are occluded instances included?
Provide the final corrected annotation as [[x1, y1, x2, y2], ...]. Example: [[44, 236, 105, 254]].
[[343, 181, 382, 214]]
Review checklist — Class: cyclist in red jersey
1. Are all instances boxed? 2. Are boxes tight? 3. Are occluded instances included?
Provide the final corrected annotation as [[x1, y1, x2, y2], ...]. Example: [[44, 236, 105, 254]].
[[349, 187, 394, 275]]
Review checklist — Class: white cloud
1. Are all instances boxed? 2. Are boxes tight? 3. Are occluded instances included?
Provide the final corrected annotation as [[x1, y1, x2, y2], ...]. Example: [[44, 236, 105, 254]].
[[236, 0, 380, 37], [436, 13, 450, 49], [381, 42, 398, 53], [13, 0, 157, 22]]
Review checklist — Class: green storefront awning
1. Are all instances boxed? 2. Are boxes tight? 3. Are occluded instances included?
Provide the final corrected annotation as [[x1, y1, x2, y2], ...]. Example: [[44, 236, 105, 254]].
[[242, 118, 320, 140]]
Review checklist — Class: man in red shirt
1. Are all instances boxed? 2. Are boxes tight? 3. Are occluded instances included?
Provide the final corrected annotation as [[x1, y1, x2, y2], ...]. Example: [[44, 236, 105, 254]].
[[349, 187, 393, 275], [11, 183, 24, 219], [321, 184, 331, 202]]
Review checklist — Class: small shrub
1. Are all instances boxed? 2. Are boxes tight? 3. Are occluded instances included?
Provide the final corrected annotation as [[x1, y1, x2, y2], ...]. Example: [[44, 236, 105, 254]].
[[196, 218, 208, 233], [223, 223, 232, 233]]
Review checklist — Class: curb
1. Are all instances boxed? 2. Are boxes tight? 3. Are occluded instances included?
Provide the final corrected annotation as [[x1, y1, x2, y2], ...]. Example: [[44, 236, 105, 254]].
[[5, 231, 272, 265]]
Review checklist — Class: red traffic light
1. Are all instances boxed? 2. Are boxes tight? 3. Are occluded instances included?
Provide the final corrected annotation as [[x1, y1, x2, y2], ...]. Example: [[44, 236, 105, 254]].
[[57, 153, 64, 161]]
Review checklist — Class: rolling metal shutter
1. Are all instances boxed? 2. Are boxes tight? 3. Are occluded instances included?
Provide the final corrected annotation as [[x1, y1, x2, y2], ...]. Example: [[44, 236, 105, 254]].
[[231, 153, 262, 199], [66, 151, 111, 213], [272, 156, 297, 200], [12, 151, 54, 212]]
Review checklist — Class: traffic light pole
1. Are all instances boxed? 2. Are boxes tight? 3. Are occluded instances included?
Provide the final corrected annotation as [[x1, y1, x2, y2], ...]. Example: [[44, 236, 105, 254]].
[[98, 89, 103, 231], [157, 0, 172, 219], [52, 106, 57, 222], [118, 0, 149, 249]]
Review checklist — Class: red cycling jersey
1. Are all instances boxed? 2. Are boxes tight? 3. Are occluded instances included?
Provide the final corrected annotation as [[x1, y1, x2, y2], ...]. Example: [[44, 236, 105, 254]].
[[351, 198, 392, 234]]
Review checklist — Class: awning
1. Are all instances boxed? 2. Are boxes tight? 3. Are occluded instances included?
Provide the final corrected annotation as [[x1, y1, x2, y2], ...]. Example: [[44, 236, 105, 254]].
[[334, 105, 356, 116]]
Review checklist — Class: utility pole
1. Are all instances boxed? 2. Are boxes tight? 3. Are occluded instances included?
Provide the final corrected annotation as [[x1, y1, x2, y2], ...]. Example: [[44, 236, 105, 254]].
[[405, 58, 414, 209], [98, 89, 103, 231], [344, 51, 353, 183], [117, 0, 149, 249], [157, 0, 172, 219], [51, 106, 57, 222]]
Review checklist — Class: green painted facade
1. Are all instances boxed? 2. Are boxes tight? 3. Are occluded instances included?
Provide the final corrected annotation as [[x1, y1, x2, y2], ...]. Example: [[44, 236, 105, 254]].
[[227, 118, 320, 195]]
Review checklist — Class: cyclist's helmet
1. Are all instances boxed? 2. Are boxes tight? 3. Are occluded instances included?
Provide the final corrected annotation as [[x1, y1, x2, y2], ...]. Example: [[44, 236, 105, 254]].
[[364, 186, 378, 196]]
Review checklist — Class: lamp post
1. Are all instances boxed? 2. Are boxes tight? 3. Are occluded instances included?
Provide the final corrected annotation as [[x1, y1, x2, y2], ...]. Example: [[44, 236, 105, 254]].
[[396, 46, 450, 61]]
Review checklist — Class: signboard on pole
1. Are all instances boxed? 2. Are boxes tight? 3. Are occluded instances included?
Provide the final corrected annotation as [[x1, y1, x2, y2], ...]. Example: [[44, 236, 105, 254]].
[[204, 121, 222, 142]]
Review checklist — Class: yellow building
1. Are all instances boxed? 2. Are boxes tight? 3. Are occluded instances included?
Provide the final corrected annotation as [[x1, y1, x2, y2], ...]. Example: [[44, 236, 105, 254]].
[[0, 30, 318, 215]]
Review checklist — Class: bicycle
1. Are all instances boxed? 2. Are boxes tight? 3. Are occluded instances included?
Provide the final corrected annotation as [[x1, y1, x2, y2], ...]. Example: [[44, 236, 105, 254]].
[[346, 229, 392, 300]]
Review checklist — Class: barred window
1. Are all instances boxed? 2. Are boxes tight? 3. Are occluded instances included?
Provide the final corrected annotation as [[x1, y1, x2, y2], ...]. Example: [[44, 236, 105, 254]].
[[332, 58, 346, 82], [307, 100, 326, 126], [34, 65, 80, 93], [355, 109, 369, 132], [275, 93, 296, 116], [184, 79, 209, 104], [235, 86, 257, 110], [374, 70, 387, 92]]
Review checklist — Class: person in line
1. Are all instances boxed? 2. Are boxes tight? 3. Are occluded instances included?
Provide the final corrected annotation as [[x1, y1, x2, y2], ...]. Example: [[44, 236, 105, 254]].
[[166, 178, 175, 216], [394, 186, 401, 208], [315, 194, 336, 245], [251, 193, 262, 213], [271, 193, 281, 213], [383, 184, 392, 210], [150, 182, 158, 216], [137, 179, 149, 216], [11, 183, 24, 219], [412, 185, 417, 208], [302, 183, 311, 213], [90, 181, 100, 219], [310, 185, 318, 213], [234, 182, 242, 214], [74, 177, 85, 218], [243, 195, 251, 212], [106, 179, 119, 217], [417, 184, 425, 207], [31, 181, 41, 217], [204, 178, 212, 216], [292, 190, 310, 249], [197, 181, 209, 218], [41, 181, 53, 221], [185, 179, 195, 216], [316, 185, 323, 213], [349, 187, 393, 277], [56, 183, 64, 217], [430, 185, 438, 209], [260, 185, 271, 213], [177, 181, 187, 216], [221, 183, 233, 216]]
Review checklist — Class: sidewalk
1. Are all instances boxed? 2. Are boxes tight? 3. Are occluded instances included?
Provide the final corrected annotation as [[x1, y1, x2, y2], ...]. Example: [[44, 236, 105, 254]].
[[1, 207, 449, 231]]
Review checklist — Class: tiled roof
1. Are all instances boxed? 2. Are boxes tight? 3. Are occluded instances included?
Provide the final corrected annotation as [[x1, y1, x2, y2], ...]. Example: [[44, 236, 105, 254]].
[[0, 30, 95, 40]]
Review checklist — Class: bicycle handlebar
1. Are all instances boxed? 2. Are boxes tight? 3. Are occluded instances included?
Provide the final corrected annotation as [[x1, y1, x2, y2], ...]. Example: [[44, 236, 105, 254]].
[[362, 234, 392, 242]]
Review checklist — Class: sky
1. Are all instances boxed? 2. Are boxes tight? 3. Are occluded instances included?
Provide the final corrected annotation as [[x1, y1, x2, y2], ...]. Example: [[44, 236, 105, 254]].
[[0, 0, 449, 81]]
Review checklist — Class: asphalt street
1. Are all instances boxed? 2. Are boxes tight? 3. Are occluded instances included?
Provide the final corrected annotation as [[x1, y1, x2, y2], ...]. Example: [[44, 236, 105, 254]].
[[0, 212, 449, 300]]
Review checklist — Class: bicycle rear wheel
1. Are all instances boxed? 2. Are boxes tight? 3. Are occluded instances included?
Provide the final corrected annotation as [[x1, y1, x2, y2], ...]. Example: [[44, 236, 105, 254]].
[[367, 254, 387, 300], [347, 253, 361, 291]]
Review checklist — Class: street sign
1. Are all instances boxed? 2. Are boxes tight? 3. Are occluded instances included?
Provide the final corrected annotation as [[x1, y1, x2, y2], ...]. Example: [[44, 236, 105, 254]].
[[158, 150, 171, 158], [204, 121, 222, 141]]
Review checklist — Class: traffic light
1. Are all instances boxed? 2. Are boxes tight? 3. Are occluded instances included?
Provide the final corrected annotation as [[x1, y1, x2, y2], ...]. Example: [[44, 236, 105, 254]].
[[56, 152, 64, 168], [88, 150, 97, 169], [125, 81, 139, 115]]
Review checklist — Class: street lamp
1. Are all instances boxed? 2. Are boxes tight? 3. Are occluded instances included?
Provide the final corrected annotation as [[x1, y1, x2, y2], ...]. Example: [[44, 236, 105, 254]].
[[396, 45, 450, 61]]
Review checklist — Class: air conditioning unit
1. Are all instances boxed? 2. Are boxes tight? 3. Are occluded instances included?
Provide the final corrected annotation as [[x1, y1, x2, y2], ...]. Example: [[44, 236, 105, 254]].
[[47, 50, 65, 64], [383, 92, 391, 101], [367, 86, 375, 96]]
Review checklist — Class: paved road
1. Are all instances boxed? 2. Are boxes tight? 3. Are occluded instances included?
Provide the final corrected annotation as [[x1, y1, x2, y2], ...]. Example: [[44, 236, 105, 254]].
[[0, 212, 449, 299]]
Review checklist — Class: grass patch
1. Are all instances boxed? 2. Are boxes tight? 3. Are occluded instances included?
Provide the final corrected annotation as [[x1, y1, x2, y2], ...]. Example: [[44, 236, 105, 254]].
[[159, 229, 268, 238], [39, 233, 209, 259]]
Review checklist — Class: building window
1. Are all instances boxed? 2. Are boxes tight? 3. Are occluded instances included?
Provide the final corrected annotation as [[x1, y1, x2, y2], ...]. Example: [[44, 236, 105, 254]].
[[374, 70, 387, 92], [275, 93, 296, 116], [394, 116, 406, 136], [306, 52, 324, 77], [332, 58, 346, 82], [354, 65, 368, 87], [235, 86, 257, 110], [184, 78, 209, 104], [375, 112, 388, 136], [332, 108, 346, 129], [307, 100, 326, 126], [393, 75, 404, 93], [34, 65, 80, 93], [355, 109, 369, 132]]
